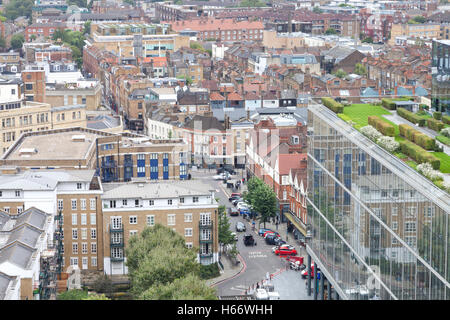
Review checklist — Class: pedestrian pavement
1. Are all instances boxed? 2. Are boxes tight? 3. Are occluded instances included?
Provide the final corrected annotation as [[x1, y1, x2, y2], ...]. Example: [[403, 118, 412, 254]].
[[206, 253, 245, 288]]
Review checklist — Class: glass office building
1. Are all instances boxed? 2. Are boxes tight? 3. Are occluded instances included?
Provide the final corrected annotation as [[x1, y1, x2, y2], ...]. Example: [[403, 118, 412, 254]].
[[432, 40, 450, 114], [306, 104, 450, 300]]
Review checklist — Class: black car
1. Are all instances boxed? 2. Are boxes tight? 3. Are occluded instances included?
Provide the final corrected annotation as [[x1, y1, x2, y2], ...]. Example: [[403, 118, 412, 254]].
[[274, 237, 286, 246], [265, 233, 280, 245], [217, 166, 236, 175], [243, 234, 256, 246]]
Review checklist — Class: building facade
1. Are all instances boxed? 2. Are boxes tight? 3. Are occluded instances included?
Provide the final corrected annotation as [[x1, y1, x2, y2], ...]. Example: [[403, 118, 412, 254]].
[[100, 180, 219, 275], [431, 40, 450, 113], [306, 104, 450, 300]]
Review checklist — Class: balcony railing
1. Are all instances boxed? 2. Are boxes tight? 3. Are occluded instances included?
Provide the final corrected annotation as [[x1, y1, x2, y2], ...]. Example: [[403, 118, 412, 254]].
[[110, 224, 124, 232], [199, 221, 213, 229]]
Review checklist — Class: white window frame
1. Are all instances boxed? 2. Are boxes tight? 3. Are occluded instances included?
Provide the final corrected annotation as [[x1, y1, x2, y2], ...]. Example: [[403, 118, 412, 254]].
[[167, 214, 175, 226], [81, 213, 87, 225], [90, 198, 96, 210], [184, 213, 192, 223], [81, 228, 87, 240], [90, 213, 96, 225], [185, 228, 193, 237], [91, 228, 96, 239], [72, 214, 77, 225], [71, 199, 77, 210], [146, 215, 155, 227], [72, 228, 78, 240], [91, 243, 97, 253], [129, 216, 137, 224]]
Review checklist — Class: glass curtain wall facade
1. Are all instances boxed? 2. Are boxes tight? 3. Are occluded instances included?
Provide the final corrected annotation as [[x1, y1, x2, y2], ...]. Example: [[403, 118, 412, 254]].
[[432, 40, 450, 114], [307, 104, 450, 300]]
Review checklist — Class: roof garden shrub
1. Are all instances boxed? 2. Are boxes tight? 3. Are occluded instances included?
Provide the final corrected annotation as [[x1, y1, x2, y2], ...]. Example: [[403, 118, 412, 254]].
[[321, 97, 343, 113], [443, 115, 450, 125], [427, 118, 445, 132], [368, 115, 395, 136], [433, 111, 442, 120], [397, 107, 426, 126], [399, 124, 435, 150], [399, 140, 440, 170]]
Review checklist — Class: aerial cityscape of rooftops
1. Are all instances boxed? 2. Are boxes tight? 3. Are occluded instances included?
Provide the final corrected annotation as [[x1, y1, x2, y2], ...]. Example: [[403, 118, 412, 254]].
[[0, 0, 448, 303]]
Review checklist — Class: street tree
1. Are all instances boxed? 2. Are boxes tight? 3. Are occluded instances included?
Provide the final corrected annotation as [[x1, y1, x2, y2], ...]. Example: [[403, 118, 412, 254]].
[[126, 224, 200, 297], [251, 183, 278, 228], [243, 176, 264, 208], [140, 273, 217, 300], [334, 68, 347, 79], [325, 28, 337, 35], [218, 205, 234, 246]]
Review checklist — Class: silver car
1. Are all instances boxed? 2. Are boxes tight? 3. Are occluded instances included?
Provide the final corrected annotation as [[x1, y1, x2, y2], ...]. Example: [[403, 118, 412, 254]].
[[236, 221, 246, 232]]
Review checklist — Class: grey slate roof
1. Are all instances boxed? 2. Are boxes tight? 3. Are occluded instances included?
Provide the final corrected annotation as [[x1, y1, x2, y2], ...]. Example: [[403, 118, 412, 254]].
[[0, 272, 16, 300], [5, 225, 42, 248], [0, 242, 36, 269], [14, 207, 47, 231]]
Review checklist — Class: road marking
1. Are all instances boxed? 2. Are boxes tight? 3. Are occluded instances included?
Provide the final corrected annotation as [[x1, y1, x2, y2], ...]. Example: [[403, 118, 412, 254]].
[[248, 251, 267, 259], [229, 286, 247, 292]]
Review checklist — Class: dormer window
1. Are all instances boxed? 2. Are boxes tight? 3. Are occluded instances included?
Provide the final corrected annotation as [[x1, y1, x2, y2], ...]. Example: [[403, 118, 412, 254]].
[[291, 135, 299, 145]]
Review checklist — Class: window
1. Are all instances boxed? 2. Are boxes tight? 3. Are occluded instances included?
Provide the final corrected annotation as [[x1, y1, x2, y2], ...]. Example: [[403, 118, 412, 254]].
[[167, 214, 175, 226], [77, 183, 82, 190], [90, 198, 96, 210], [111, 247, 122, 259], [71, 199, 77, 210], [184, 213, 192, 222], [90, 213, 96, 225], [72, 229, 78, 240], [405, 222, 416, 232], [80, 213, 87, 225], [392, 237, 399, 245], [149, 200, 154, 206], [17, 207, 23, 214], [168, 199, 173, 205], [392, 207, 398, 216], [91, 243, 97, 253], [82, 243, 88, 254], [80, 199, 86, 210], [392, 221, 398, 231], [193, 197, 199, 203], [200, 212, 211, 226], [180, 197, 184, 204], [72, 243, 78, 254], [135, 199, 140, 207], [72, 214, 77, 225], [186, 243, 193, 249], [185, 228, 193, 237], [129, 216, 137, 224], [58, 199, 63, 211], [15, 190, 20, 197], [130, 230, 138, 237], [406, 207, 417, 218], [91, 228, 96, 239], [122, 199, 127, 206], [70, 257, 78, 266], [81, 228, 87, 240], [91, 257, 97, 267], [146, 215, 155, 226]]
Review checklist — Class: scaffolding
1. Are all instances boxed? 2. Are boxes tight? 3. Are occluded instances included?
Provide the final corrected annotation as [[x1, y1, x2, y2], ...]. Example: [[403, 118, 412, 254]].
[[37, 210, 63, 300]]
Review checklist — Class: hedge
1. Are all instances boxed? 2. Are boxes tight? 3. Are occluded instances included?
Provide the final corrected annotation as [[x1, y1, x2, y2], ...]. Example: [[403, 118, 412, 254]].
[[381, 98, 396, 110], [368, 115, 395, 137], [321, 97, 344, 113], [399, 140, 441, 170], [398, 124, 435, 150], [427, 118, 445, 132], [397, 107, 426, 126], [443, 115, 450, 125], [433, 112, 442, 120]]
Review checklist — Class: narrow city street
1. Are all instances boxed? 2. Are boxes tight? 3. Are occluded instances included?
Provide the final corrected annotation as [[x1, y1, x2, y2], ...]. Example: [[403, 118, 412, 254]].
[[191, 168, 312, 299]]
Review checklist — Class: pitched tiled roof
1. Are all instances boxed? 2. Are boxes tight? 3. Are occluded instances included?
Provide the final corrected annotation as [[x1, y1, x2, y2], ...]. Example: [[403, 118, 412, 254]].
[[227, 92, 243, 101], [210, 92, 225, 101]]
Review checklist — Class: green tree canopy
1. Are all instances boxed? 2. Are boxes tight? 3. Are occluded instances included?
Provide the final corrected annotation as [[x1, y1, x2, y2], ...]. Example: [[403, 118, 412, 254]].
[[239, 0, 266, 7], [126, 224, 200, 297], [57, 289, 89, 300], [10, 34, 25, 50], [334, 69, 347, 79], [362, 36, 373, 43], [140, 274, 217, 300], [354, 63, 367, 76], [325, 28, 337, 35], [82, 293, 111, 300], [408, 16, 426, 24], [218, 205, 234, 246], [0, 37, 6, 49], [3, 0, 34, 20], [245, 177, 277, 228], [312, 6, 323, 13]]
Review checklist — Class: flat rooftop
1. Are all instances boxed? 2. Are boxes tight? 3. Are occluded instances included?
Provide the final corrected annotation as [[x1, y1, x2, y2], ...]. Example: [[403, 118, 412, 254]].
[[4, 130, 99, 161]]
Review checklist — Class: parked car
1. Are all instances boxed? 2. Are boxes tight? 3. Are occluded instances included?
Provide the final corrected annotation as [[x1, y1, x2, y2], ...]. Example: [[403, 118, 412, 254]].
[[301, 264, 320, 279], [231, 232, 238, 241], [236, 202, 249, 211], [273, 237, 286, 246], [265, 233, 281, 245], [213, 172, 230, 180], [243, 234, 256, 246], [229, 207, 239, 216], [263, 230, 280, 238], [217, 166, 236, 175], [258, 228, 272, 236], [229, 193, 241, 202], [236, 221, 246, 232], [232, 199, 242, 206], [274, 245, 297, 256]]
